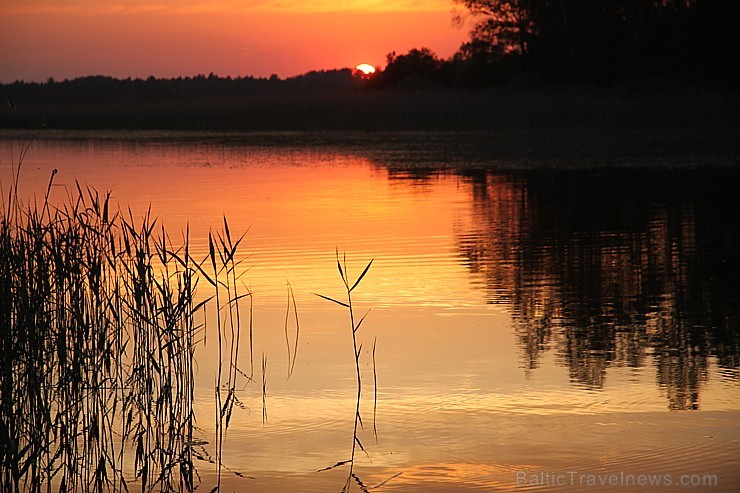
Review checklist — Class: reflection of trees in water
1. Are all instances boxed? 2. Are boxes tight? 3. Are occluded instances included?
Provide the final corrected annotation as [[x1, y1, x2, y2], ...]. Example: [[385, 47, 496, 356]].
[[452, 169, 739, 410]]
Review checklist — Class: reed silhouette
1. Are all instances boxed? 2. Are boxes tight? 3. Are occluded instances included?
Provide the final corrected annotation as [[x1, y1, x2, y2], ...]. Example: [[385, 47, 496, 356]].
[[0, 148, 255, 491], [315, 252, 399, 492]]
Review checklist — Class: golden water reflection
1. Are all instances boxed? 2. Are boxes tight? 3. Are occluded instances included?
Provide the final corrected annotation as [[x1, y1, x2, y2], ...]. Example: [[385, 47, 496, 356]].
[[2, 134, 738, 491]]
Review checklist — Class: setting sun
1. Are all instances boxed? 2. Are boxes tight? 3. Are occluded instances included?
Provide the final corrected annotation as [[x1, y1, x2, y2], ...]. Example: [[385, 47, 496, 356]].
[[355, 63, 376, 75], [0, 3, 466, 82]]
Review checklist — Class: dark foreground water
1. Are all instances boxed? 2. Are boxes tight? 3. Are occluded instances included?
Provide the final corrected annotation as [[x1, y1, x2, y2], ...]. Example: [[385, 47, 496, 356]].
[[1, 131, 738, 492]]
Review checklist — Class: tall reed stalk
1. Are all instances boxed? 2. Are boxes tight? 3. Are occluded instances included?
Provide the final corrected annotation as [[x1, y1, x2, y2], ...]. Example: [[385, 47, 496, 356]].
[[315, 250, 377, 492], [203, 220, 250, 491]]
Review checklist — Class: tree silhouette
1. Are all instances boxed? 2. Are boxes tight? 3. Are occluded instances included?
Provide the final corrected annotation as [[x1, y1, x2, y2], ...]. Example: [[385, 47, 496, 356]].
[[455, 0, 534, 56], [380, 48, 443, 88], [454, 0, 740, 83]]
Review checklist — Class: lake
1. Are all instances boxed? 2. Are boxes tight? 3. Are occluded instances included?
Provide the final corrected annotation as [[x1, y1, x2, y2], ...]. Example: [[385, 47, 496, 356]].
[[1, 131, 738, 492]]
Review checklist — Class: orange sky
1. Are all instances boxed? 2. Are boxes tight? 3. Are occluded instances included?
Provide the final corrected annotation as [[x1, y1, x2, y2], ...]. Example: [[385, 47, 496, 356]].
[[0, 1, 469, 83]]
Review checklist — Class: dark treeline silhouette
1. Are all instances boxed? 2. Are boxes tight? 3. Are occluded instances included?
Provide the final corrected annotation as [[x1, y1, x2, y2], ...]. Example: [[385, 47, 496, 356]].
[[0, 70, 379, 130], [2, 76, 737, 131], [364, 0, 740, 88], [448, 0, 740, 85], [1, 69, 355, 105]]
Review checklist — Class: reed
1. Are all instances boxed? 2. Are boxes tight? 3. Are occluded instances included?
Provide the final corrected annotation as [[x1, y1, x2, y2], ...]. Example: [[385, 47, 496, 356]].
[[0, 159, 251, 491], [315, 250, 378, 492], [284, 281, 299, 380]]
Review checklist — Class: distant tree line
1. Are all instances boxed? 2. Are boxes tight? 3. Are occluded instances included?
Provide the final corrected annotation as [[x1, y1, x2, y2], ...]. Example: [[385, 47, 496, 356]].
[[0, 70, 355, 105]]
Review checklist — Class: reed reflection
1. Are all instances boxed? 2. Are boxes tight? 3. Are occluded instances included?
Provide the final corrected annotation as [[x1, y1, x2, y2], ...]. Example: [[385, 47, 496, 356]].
[[397, 168, 739, 410]]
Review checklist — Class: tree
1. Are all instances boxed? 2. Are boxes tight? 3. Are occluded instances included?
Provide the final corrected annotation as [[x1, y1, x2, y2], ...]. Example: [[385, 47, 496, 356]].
[[381, 48, 443, 88], [455, 0, 535, 56]]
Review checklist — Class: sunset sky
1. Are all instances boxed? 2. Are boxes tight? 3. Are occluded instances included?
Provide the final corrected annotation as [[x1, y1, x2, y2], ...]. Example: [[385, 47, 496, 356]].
[[0, 1, 469, 83]]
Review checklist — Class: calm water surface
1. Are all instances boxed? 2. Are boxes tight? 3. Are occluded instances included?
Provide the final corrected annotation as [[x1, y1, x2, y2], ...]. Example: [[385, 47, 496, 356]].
[[2, 132, 738, 492]]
